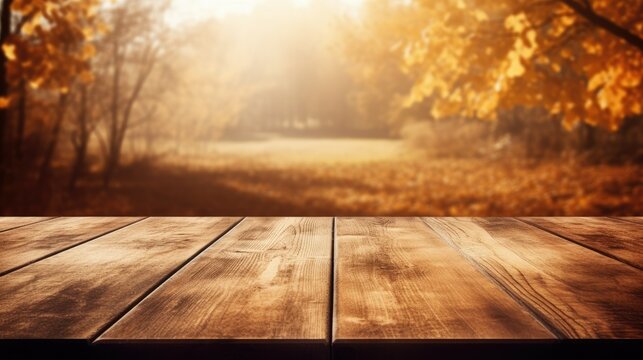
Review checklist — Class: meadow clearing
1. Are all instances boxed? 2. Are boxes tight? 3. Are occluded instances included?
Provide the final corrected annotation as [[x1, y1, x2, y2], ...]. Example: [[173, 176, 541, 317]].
[[16, 136, 639, 216]]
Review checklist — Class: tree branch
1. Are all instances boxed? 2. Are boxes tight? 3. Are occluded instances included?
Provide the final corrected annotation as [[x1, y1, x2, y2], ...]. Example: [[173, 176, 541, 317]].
[[559, 0, 643, 52], [14, 9, 37, 34]]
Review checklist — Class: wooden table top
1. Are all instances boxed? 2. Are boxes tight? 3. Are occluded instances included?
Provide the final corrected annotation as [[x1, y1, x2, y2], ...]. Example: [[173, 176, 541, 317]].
[[0, 217, 641, 359]]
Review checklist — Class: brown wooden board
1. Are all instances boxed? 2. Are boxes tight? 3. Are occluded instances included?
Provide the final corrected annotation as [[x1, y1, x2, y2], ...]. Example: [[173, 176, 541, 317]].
[[97, 217, 333, 359], [0, 217, 53, 232], [0, 217, 241, 340], [0, 217, 142, 275], [424, 217, 643, 339], [99, 217, 332, 340], [333, 217, 553, 341], [614, 217, 643, 225], [520, 217, 643, 269]]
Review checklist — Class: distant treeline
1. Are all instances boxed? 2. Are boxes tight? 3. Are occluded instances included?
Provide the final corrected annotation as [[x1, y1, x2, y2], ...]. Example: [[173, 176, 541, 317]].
[[0, 0, 641, 213]]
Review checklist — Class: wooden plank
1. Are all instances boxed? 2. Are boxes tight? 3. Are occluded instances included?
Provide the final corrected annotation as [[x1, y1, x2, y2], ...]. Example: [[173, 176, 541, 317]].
[[98, 217, 333, 345], [333, 217, 553, 341], [0, 217, 141, 275], [0, 217, 53, 232], [614, 217, 643, 226], [424, 217, 643, 339], [520, 217, 643, 269], [0, 217, 241, 340]]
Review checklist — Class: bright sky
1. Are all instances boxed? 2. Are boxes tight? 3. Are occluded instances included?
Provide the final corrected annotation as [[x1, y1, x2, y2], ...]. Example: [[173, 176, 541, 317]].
[[170, 0, 364, 22]]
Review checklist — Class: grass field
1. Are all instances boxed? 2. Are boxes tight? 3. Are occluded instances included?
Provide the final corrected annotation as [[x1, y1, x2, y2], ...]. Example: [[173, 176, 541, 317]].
[[16, 136, 639, 216]]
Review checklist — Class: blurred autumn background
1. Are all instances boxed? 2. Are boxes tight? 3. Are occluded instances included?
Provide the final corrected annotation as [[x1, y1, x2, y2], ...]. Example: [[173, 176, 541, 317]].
[[0, 0, 640, 216]]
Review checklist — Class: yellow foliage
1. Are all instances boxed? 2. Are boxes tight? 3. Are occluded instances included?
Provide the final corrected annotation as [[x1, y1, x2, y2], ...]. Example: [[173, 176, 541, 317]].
[[506, 51, 525, 78], [7, 0, 103, 93], [21, 14, 42, 36], [80, 70, 94, 84], [345, 0, 643, 130], [2, 44, 17, 61], [81, 43, 96, 60], [505, 12, 529, 33], [29, 78, 43, 89], [0, 96, 11, 109], [474, 10, 488, 22]]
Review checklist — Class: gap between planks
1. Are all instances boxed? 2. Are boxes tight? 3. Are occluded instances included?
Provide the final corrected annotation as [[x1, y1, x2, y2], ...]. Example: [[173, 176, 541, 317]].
[[330, 217, 337, 351], [0, 217, 57, 234], [417, 217, 565, 339], [97, 217, 333, 344], [0, 217, 148, 277], [423, 217, 642, 339], [90, 217, 246, 343], [516, 218, 642, 271], [98, 217, 557, 345], [608, 217, 643, 226]]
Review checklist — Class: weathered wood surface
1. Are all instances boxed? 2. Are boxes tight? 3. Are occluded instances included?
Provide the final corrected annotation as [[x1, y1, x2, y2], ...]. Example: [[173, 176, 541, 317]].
[[0, 217, 241, 339], [99, 217, 332, 342], [0, 217, 141, 275], [521, 217, 643, 269], [615, 217, 643, 225], [424, 217, 643, 339], [0, 217, 52, 233], [333, 217, 553, 340], [0, 215, 640, 358]]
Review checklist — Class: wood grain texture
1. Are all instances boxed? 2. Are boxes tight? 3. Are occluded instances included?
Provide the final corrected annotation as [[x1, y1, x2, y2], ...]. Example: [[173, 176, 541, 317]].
[[333, 217, 553, 340], [0, 217, 53, 232], [0, 217, 142, 275], [424, 217, 643, 339], [0, 217, 241, 340], [615, 217, 643, 225], [520, 217, 643, 269], [99, 217, 332, 342]]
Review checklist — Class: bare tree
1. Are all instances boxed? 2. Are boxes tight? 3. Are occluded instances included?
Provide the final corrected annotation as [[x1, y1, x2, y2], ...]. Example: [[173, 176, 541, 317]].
[[102, 1, 167, 188]]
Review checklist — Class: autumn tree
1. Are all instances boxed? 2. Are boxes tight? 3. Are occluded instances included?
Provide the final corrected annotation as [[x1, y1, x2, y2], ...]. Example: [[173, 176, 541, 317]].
[[68, 81, 98, 192], [338, 1, 426, 129], [145, 20, 248, 151], [0, 0, 101, 204], [398, 0, 642, 131], [341, 0, 641, 139], [100, 0, 168, 188]]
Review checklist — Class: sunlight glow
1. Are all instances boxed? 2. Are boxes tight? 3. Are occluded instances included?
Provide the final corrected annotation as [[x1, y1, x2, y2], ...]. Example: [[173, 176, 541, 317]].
[[169, 0, 364, 23]]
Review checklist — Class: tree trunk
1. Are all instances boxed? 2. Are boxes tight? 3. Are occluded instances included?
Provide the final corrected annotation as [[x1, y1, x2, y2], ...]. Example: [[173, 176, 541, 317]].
[[104, 20, 121, 190], [38, 93, 68, 188], [15, 79, 26, 159], [0, 0, 14, 210], [69, 134, 89, 193], [69, 86, 89, 192], [579, 122, 596, 151], [103, 41, 156, 189], [103, 140, 122, 189]]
